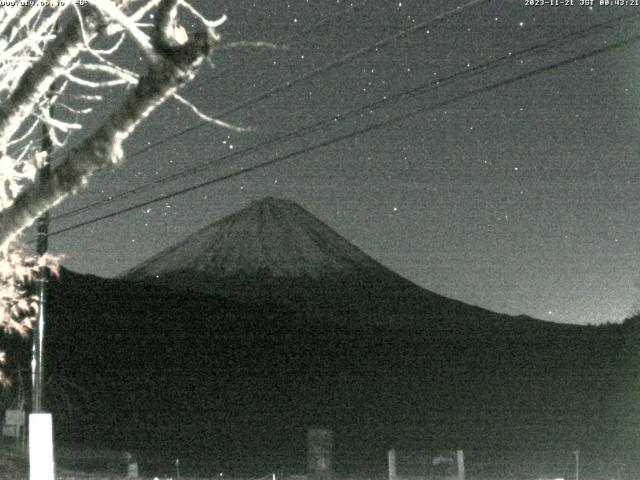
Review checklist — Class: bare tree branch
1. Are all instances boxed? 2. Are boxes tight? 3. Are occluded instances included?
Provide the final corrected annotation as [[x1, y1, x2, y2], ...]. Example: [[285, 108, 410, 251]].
[[87, 0, 158, 61], [0, 30, 213, 249], [172, 92, 248, 132], [0, 0, 233, 371], [0, 6, 107, 149]]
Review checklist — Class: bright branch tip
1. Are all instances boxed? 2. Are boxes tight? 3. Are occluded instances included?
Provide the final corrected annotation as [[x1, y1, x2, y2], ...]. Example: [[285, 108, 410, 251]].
[[172, 93, 249, 133], [178, 1, 226, 40], [87, 0, 158, 61], [219, 41, 288, 51]]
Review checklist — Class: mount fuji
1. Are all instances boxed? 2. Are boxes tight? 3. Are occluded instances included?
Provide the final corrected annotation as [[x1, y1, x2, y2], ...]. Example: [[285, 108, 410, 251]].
[[125, 196, 380, 280], [121, 196, 542, 330]]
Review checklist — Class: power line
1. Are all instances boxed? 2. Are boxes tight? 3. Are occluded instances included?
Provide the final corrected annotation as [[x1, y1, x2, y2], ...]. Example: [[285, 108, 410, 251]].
[[92, 0, 491, 163], [51, 11, 638, 223], [41, 31, 640, 241], [49, 0, 492, 221]]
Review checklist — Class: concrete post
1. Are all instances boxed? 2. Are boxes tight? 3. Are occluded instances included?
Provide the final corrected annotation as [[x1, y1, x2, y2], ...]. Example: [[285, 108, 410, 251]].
[[307, 428, 334, 480], [456, 450, 465, 480], [388, 448, 397, 480], [29, 413, 54, 480]]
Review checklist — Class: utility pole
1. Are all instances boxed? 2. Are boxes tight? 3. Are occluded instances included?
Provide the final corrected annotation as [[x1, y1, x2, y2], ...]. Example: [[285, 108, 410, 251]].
[[574, 449, 580, 480], [32, 123, 51, 414], [29, 90, 55, 480]]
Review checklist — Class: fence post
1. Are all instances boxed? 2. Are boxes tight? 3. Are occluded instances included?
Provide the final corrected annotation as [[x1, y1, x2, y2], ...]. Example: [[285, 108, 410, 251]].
[[307, 428, 334, 480], [388, 448, 397, 480], [456, 450, 465, 480]]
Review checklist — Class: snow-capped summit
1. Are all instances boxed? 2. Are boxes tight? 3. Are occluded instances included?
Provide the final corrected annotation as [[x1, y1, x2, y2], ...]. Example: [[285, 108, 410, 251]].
[[121, 196, 433, 307], [124, 196, 378, 280]]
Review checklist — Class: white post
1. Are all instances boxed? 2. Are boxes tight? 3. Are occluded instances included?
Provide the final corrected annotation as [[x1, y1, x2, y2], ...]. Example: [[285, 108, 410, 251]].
[[29, 413, 54, 480], [388, 448, 397, 480], [126, 455, 139, 478], [456, 450, 465, 480]]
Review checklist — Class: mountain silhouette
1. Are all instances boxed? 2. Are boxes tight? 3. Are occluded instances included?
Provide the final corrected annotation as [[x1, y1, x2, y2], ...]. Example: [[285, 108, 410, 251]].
[[124, 196, 380, 280], [122, 197, 552, 331]]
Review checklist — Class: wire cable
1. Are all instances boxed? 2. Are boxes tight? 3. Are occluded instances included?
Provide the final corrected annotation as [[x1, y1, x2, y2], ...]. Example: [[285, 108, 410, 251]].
[[91, 0, 492, 163], [50, 11, 639, 223], [40, 30, 640, 241]]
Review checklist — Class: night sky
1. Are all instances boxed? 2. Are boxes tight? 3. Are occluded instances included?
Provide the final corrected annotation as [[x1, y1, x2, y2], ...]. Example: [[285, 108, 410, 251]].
[[37, 0, 640, 325]]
